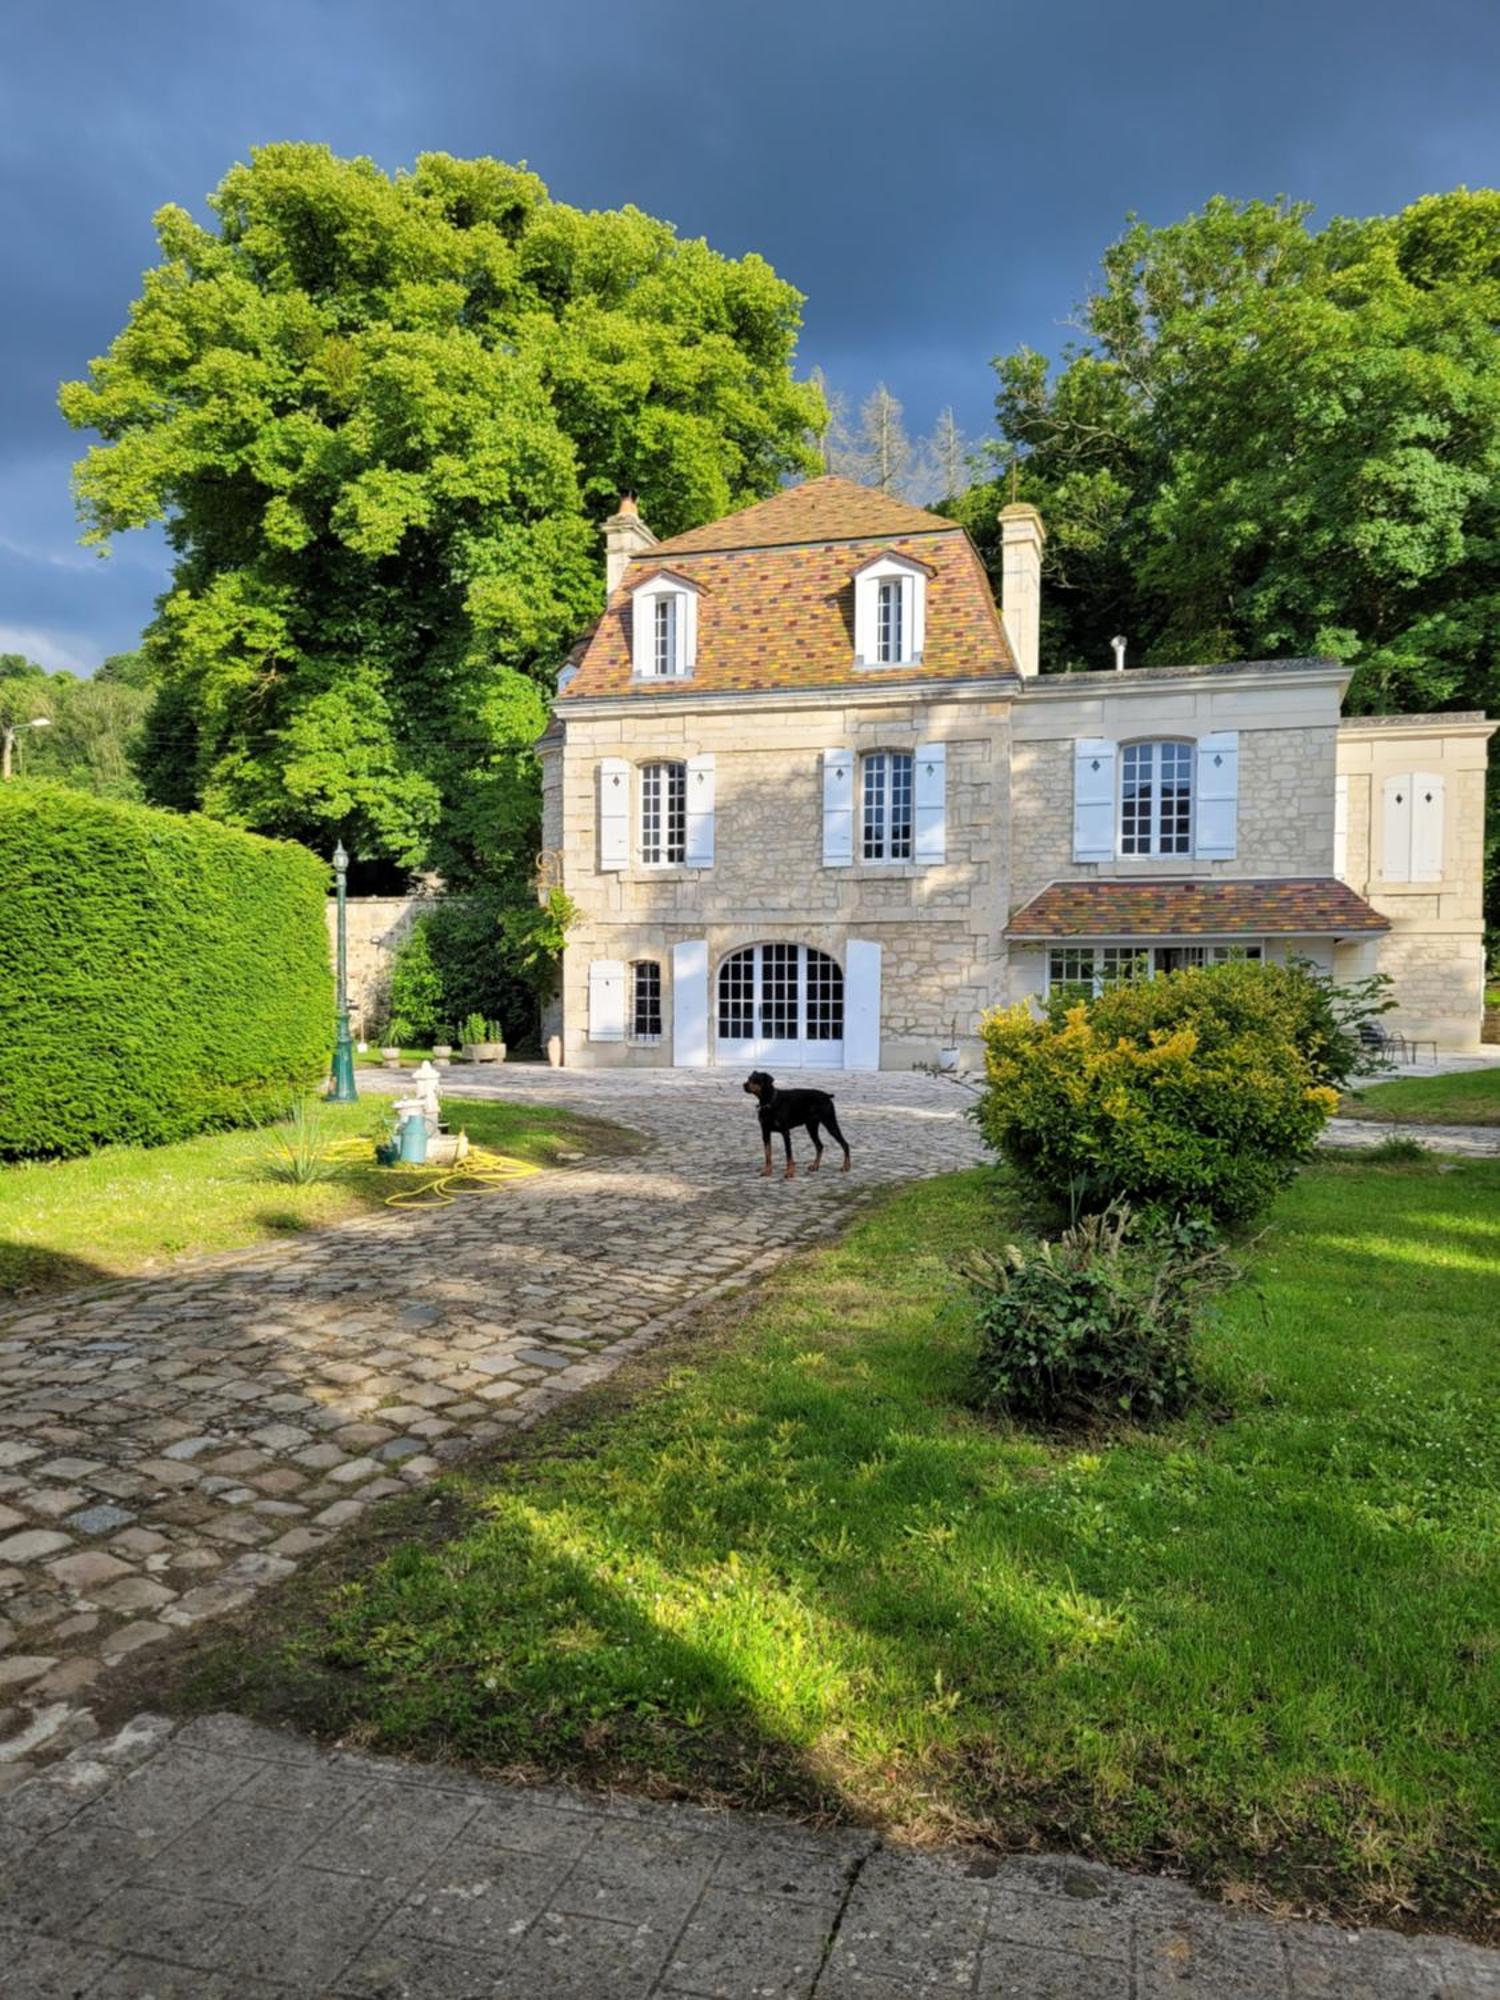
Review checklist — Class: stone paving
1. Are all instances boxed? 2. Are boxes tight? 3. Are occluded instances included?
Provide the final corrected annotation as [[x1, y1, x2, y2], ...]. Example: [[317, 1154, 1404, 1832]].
[[0, 1066, 982, 1773], [1321, 1117, 1500, 1157], [2, 1710, 1495, 1998]]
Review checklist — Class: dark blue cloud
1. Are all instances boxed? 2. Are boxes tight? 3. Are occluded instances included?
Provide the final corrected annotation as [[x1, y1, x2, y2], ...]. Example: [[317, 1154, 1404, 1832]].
[[3, 0, 1497, 668]]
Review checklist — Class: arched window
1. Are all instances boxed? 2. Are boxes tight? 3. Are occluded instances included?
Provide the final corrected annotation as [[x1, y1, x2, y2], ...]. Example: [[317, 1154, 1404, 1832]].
[[716, 944, 844, 1058], [1120, 740, 1193, 856], [640, 761, 686, 865]]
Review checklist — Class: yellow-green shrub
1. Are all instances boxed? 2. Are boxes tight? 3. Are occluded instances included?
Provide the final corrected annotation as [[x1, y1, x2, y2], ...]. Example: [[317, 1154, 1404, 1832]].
[[977, 961, 1340, 1225]]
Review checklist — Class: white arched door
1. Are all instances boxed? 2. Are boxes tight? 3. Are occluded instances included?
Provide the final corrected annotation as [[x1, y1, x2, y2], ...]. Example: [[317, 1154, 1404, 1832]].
[[715, 944, 844, 1068]]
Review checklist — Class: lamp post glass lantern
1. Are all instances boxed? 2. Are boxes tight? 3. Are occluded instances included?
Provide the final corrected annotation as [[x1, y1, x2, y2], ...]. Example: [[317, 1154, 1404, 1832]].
[[329, 840, 358, 1102]]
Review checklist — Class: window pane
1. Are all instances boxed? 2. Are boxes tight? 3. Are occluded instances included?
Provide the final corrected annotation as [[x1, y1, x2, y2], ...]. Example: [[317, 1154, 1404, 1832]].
[[653, 596, 677, 675], [877, 578, 905, 662], [1120, 742, 1152, 854], [1101, 947, 1148, 984], [631, 961, 662, 1040], [640, 762, 686, 864], [863, 752, 888, 860], [1049, 945, 1096, 1002], [1159, 741, 1193, 854], [717, 948, 754, 1038], [805, 949, 844, 1039], [759, 942, 799, 1038]]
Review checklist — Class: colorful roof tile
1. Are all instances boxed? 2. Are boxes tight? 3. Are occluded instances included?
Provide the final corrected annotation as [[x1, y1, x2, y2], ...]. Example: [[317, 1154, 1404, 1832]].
[[1006, 878, 1390, 939], [562, 478, 1013, 700]]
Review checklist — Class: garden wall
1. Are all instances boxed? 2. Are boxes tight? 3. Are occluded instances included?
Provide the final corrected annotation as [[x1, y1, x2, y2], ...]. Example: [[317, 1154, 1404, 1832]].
[[0, 783, 332, 1158], [325, 894, 442, 1036]]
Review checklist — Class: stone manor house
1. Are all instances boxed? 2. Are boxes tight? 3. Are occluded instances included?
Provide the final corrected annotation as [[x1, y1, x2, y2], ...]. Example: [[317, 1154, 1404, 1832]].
[[538, 477, 1492, 1070]]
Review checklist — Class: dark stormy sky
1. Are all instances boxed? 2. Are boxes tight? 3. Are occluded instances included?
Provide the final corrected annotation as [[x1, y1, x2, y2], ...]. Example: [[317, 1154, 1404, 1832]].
[[3, 0, 1497, 674]]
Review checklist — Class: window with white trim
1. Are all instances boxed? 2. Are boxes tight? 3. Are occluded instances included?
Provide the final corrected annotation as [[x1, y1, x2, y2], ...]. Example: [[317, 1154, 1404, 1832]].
[[1120, 740, 1193, 856], [652, 596, 678, 676], [876, 579, 905, 663], [640, 761, 686, 866], [861, 750, 914, 861], [629, 578, 697, 678], [630, 960, 662, 1042], [1047, 945, 1150, 1002]]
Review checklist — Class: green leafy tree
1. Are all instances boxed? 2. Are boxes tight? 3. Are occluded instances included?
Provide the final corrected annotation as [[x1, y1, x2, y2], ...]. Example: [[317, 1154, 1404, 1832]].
[[951, 191, 1500, 918], [62, 145, 823, 883], [0, 657, 152, 800]]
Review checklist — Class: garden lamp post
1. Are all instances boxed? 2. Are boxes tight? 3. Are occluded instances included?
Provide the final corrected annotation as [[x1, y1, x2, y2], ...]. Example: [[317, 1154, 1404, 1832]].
[[329, 839, 358, 1103], [1, 714, 52, 780]]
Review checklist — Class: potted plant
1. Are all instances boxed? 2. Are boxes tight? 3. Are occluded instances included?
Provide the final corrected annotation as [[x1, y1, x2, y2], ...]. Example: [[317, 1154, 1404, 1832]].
[[937, 1017, 960, 1072], [431, 1026, 455, 1068], [374, 1023, 402, 1069], [460, 1013, 506, 1064], [370, 1104, 401, 1166]]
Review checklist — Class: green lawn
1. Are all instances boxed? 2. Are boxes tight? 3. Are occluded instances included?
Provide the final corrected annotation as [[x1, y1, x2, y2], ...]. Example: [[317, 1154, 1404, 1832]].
[[169, 1155, 1500, 1932], [0, 1096, 614, 1297], [1344, 1066, 1500, 1125]]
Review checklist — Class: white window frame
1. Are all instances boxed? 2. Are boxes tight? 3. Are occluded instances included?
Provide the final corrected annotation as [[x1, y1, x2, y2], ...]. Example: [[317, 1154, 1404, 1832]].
[[1045, 938, 1265, 999], [1119, 739, 1194, 857], [629, 960, 663, 1044], [853, 553, 926, 668], [860, 749, 915, 863], [630, 576, 697, 679], [639, 760, 687, 867]]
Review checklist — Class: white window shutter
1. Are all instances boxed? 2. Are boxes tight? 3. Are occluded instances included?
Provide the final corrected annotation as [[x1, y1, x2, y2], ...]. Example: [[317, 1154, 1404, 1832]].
[[853, 578, 875, 665], [1381, 773, 1413, 883], [1410, 772, 1445, 883], [914, 741, 947, 864], [1334, 773, 1349, 880], [1195, 731, 1239, 860], [844, 939, 882, 1071], [1072, 739, 1116, 862], [685, 753, 715, 867], [671, 939, 708, 1067], [598, 759, 630, 870], [587, 959, 626, 1042], [822, 748, 854, 866]]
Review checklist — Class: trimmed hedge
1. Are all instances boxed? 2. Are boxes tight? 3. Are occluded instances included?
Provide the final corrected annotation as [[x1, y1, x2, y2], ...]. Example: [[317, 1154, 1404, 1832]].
[[0, 783, 332, 1159]]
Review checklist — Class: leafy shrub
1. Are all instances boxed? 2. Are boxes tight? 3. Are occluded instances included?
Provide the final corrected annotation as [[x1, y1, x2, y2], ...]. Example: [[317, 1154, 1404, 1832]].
[[0, 783, 330, 1159], [967, 1208, 1233, 1428], [263, 1099, 340, 1185], [981, 960, 1340, 1226], [387, 919, 445, 1046]]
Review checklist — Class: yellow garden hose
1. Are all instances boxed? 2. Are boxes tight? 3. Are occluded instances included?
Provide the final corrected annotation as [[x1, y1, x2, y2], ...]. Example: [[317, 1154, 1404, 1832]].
[[323, 1136, 544, 1209]]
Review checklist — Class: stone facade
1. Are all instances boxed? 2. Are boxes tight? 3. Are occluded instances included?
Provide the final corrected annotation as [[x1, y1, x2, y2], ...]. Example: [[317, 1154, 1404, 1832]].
[[1337, 714, 1493, 1046], [542, 483, 1493, 1067], [324, 895, 440, 1037]]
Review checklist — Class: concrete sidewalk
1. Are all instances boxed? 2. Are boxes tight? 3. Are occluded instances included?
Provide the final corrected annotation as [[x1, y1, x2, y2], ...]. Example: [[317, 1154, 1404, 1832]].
[[1, 1712, 1494, 1998]]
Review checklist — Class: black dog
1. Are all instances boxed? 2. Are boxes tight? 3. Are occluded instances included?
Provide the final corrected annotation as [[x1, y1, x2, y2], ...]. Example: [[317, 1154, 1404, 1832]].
[[743, 1071, 851, 1180]]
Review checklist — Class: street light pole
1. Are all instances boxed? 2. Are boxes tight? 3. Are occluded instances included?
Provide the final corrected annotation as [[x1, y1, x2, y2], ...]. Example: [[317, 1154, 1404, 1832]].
[[2, 715, 53, 780], [329, 839, 358, 1103]]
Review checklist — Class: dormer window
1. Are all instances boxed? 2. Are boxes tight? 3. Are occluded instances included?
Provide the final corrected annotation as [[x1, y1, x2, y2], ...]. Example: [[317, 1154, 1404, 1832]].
[[630, 570, 698, 680], [853, 551, 929, 668]]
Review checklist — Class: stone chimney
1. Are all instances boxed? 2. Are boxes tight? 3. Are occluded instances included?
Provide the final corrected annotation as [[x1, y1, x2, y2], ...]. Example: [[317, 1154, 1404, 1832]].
[[602, 495, 657, 596], [998, 502, 1045, 677]]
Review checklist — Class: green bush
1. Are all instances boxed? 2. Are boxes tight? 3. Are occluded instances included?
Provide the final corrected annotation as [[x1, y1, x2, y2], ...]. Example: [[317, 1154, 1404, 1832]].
[[979, 960, 1341, 1226], [967, 1209, 1232, 1428], [387, 919, 445, 1045], [0, 783, 331, 1159]]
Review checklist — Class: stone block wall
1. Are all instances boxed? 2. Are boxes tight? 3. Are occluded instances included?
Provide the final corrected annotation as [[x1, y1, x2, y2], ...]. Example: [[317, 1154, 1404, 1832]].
[[325, 895, 441, 1037]]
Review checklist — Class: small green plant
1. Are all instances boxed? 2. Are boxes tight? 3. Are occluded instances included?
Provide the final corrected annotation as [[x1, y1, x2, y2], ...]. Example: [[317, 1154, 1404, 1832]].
[[459, 1012, 489, 1046], [1365, 1134, 1429, 1164], [966, 1206, 1234, 1428], [264, 1098, 341, 1185]]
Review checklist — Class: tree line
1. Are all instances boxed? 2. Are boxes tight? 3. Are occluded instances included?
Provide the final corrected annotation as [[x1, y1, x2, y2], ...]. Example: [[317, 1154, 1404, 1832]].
[[54, 153, 1500, 924]]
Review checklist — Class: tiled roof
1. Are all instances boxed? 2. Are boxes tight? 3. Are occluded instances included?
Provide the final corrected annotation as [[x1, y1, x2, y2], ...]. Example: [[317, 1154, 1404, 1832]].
[[1006, 878, 1390, 939], [562, 522, 1014, 700], [650, 476, 955, 555]]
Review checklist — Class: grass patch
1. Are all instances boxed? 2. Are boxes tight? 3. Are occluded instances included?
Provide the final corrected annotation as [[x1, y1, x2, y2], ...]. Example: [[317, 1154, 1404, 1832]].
[[1342, 1067, 1500, 1125], [163, 1158, 1500, 1933], [0, 1096, 630, 1297]]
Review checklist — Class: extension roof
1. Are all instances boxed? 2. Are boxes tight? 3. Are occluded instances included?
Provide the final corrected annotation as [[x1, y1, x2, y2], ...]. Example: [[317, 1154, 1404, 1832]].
[[560, 476, 1015, 699], [1006, 878, 1390, 940]]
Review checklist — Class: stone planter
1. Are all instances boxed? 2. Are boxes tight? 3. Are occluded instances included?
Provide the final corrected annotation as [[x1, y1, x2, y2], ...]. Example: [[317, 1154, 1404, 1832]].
[[431, 1044, 453, 1069], [936, 1047, 959, 1072], [462, 1041, 506, 1064], [380, 1045, 403, 1070]]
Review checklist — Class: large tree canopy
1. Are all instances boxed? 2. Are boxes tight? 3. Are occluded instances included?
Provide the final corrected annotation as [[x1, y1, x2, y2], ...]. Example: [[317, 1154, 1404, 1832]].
[[62, 146, 822, 882], [948, 190, 1500, 922]]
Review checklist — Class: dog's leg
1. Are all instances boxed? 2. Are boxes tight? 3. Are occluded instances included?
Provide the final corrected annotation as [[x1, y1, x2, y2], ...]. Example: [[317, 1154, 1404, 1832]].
[[782, 1130, 796, 1180], [806, 1119, 823, 1172], [760, 1135, 774, 1178]]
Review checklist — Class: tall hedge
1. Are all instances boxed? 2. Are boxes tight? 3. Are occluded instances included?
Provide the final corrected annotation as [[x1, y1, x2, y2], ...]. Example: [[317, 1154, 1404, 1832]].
[[0, 783, 331, 1158]]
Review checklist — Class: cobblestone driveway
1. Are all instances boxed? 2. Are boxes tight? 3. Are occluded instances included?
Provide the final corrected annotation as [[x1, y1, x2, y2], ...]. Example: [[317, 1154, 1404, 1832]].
[[0, 1067, 982, 1772]]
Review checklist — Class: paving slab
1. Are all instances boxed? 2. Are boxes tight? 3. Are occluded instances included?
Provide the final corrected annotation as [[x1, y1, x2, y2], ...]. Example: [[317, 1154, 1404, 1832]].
[[1, 1712, 1494, 1998], [0, 1068, 979, 1766]]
